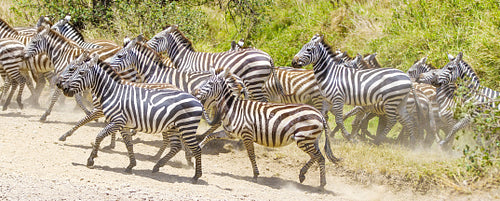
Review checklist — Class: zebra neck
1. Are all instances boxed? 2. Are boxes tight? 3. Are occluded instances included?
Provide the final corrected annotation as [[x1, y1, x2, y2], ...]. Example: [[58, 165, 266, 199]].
[[59, 24, 86, 44], [0, 22, 18, 38], [217, 88, 237, 117], [50, 46, 84, 72], [89, 66, 121, 101], [132, 48, 170, 82], [312, 51, 344, 84]]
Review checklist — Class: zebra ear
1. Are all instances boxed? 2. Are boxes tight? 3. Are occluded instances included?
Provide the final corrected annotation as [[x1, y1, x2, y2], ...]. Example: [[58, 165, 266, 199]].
[[421, 56, 427, 63], [447, 52, 454, 61], [89, 53, 100, 65], [123, 36, 131, 47], [456, 52, 463, 62], [137, 34, 145, 42], [64, 15, 71, 22]]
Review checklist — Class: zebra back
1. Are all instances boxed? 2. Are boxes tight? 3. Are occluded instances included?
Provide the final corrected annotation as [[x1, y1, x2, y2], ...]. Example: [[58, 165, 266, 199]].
[[263, 66, 324, 111], [146, 26, 274, 101], [109, 36, 212, 94]]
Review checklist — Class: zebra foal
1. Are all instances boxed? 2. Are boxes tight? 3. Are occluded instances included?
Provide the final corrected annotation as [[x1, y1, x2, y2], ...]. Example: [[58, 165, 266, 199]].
[[57, 52, 204, 182], [193, 69, 340, 187]]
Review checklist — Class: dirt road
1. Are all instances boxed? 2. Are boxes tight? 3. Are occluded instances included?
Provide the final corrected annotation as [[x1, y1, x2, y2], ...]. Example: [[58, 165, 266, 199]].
[[0, 99, 490, 200]]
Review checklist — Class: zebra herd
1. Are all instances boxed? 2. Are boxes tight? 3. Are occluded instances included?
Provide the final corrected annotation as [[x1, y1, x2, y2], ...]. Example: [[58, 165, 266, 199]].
[[1, 15, 499, 187]]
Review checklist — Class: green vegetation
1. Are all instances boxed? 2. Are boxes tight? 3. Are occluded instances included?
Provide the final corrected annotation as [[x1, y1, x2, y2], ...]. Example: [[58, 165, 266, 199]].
[[2, 0, 500, 193]]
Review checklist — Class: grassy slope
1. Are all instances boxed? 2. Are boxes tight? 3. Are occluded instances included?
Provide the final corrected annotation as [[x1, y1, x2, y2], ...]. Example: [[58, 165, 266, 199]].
[[2, 0, 499, 193]]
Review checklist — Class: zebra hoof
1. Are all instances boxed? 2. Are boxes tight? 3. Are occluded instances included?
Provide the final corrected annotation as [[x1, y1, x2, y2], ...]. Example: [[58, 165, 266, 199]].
[[58, 135, 67, 141], [39, 116, 47, 122], [125, 167, 133, 173], [152, 165, 160, 173], [299, 174, 305, 183], [87, 158, 95, 167]]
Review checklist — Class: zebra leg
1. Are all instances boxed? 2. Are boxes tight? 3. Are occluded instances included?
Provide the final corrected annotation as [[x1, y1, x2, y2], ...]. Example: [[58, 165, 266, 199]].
[[0, 77, 11, 104], [59, 110, 104, 141], [151, 132, 170, 159], [241, 134, 259, 179], [87, 122, 122, 168], [15, 77, 27, 110], [359, 113, 378, 141], [121, 130, 136, 173], [3, 80, 18, 111], [152, 134, 182, 173], [40, 88, 62, 122], [298, 139, 325, 187], [332, 101, 352, 140], [199, 130, 230, 148], [181, 132, 203, 182], [440, 117, 471, 150], [74, 93, 92, 115]]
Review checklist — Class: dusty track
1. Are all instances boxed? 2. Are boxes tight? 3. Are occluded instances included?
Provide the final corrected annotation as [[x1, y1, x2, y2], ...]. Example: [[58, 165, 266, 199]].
[[0, 97, 493, 200]]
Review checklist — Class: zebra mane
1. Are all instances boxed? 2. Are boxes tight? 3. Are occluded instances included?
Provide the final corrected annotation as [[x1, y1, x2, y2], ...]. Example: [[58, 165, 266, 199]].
[[38, 25, 81, 48], [318, 37, 341, 60], [0, 17, 20, 35], [52, 15, 86, 43], [169, 25, 195, 51], [88, 54, 127, 83], [134, 39, 168, 66], [456, 58, 480, 84]]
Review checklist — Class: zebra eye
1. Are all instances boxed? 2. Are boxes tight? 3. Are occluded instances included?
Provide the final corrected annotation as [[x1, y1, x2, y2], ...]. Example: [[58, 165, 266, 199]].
[[117, 54, 123, 59], [306, 48, 312, 52], [78, 70, 85, 75]]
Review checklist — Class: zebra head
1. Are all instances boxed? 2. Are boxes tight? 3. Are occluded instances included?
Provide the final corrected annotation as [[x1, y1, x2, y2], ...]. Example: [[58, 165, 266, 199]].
[[24, 25, 50, 60], [407, 57, 429, 80], [438, 52, 464, 85], [146, 25, 178, 52], [292, 34, 324, 68], [109, 35, 141, 73], [193, 68, 247, 103], [35, 15, 52, 28], [57, 51, 90, 91], [60, 52, 98, 97], [417, 68, 441, 87]]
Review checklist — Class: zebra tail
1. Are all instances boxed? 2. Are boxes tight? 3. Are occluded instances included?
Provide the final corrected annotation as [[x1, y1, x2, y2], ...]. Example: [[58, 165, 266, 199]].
[[411, 86, 423, 143], [270, 59, 285, 100], [323, 118, 341, 163]]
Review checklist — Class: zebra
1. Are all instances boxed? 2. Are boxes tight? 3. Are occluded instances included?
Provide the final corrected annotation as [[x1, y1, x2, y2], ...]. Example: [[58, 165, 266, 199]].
[[0, 17, 54, 107], [292, 34, 416, 145], [57, 52, 204, 181], [0, 38, 34, 110], [109, 36, 224, 145], [435, 52, 500, 149], [146, 25, 275, 101], [23, 25, 121, 122], [56, 51, 185, 160], [192, 68, 340, 187]]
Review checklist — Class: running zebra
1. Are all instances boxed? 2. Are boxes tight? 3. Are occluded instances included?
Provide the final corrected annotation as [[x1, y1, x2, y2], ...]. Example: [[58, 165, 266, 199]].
[[193, 68, 340, 187], [0, 38, 34, 110], [436, 52, 500, 148], [24, 25, 121, 121], [56, 52, 185, 160], [292, 34, 416, 144], [57, 52, 204, 181], [0, 17, 54, 107], [146, 25, 275, 101]]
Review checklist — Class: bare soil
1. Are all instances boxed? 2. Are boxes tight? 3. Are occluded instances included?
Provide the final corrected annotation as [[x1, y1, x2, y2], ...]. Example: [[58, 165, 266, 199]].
[[0, 96, 496, 200]]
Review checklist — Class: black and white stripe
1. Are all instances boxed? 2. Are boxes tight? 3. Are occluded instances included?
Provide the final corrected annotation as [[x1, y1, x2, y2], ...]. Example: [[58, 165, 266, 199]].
[[146, 25, 274, 101], [58, 52, 204, 181], [193, 69, 339, 187], [292, 34, 416, 144], [435, 52, 500, 148], [24, 25, 121, 121]]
